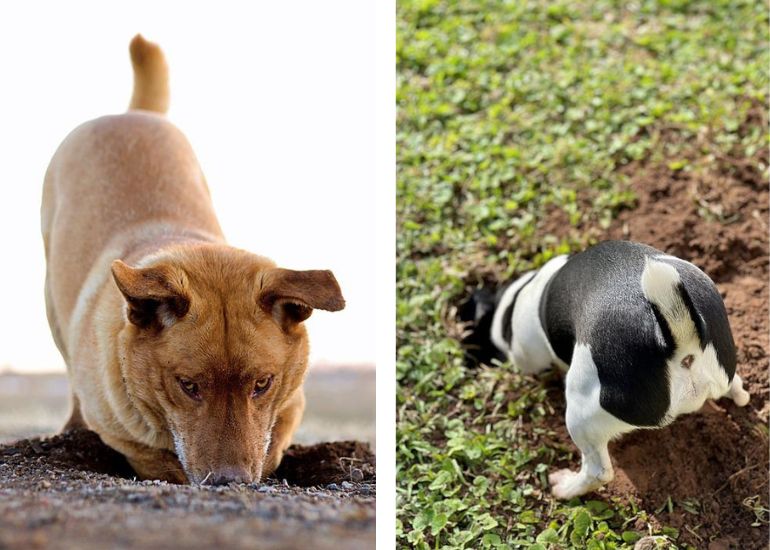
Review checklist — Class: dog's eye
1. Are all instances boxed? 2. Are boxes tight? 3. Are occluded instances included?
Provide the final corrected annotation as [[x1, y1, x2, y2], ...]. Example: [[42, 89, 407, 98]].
[[178, 378, 201, 400], [252, 375, 273, 398]]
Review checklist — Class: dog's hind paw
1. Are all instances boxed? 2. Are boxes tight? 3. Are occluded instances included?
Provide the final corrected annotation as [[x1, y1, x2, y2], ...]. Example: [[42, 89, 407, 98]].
[[547, 468, 574, 487], [548, 468, 600, 500]]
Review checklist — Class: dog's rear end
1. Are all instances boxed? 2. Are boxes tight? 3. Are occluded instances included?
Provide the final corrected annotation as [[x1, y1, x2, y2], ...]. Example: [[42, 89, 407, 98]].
[[641, 257, 749, 413]]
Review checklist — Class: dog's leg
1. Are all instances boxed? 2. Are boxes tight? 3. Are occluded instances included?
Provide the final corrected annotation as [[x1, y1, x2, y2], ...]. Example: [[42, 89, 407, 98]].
[[726, 374, 750, 407], [62, 394, 86, 431], [126, 446, 188, 484], [549, 344, 630, 499], [96, 432, 188, 483], [549, 407, 615, 500], [263, 389, 306, 477]]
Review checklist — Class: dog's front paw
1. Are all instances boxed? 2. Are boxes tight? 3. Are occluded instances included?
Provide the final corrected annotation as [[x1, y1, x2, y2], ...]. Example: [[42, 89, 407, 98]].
[[549, 468, 597, 500]]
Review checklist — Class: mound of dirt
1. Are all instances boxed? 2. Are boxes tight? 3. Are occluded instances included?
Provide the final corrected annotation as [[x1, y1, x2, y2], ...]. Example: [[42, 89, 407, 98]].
[[0, 429, 135, 478], [275, 441, 376, 486]]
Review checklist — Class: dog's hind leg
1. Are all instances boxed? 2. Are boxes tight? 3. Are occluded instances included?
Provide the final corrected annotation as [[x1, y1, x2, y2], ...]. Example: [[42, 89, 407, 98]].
[[725, 374, 750, 407], [549, 344, 633, 499], [549, 407, 616, 499]]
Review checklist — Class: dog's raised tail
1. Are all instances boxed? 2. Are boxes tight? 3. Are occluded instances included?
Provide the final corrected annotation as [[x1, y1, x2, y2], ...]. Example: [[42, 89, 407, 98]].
[[641, 258, 705, 350], [129, 34, 169, 114]]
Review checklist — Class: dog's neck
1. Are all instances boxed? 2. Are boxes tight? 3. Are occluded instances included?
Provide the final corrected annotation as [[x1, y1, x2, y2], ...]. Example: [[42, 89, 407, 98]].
[[490, 255, 570, 373]]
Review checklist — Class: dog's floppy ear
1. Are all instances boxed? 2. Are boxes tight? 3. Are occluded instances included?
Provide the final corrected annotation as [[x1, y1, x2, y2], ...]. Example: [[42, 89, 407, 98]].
[[258, 268, 345, 331], [111, 260, 190, 329]]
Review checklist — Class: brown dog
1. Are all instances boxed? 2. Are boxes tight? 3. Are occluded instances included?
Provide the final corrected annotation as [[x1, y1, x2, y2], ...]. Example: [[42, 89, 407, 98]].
[[41, 35, 345, 485]]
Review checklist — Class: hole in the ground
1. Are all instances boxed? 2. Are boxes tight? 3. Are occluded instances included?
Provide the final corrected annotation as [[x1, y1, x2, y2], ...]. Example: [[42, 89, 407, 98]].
[[0, 430, 376, 487]]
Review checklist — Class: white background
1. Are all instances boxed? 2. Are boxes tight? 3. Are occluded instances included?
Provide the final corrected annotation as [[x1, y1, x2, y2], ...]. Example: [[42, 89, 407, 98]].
[[0, 2, 377, 372]]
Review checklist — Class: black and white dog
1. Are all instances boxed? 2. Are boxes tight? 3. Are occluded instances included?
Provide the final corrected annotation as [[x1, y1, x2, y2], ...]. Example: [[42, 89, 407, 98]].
[[460, 240, 750, 499]]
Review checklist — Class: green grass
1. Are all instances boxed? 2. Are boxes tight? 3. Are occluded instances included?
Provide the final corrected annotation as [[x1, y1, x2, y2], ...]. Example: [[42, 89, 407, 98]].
[[396, 1, 768, 548]]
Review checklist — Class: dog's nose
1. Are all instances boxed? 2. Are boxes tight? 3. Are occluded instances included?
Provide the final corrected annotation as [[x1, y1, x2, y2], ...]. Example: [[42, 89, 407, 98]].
[[208, 466, 251, 486]]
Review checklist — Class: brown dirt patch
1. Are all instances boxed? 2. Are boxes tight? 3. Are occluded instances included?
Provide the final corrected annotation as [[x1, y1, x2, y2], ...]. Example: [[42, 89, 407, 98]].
[[0, 430, 376, 549], [533, 139, 768, 547]]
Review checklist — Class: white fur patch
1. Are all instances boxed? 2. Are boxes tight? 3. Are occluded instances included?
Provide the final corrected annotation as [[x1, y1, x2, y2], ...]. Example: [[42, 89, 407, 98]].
[[263, 432, 272, 459], [171, 429, 189, 474], [641, 258, 697, 349], [727, 374, 750, 407], [490, 271, 536, 355], [157, 303, 178, 329], [509, 255, 570, 373]]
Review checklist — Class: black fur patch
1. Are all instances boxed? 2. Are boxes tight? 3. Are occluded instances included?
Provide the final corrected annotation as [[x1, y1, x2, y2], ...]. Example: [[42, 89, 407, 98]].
[[458, 288, 505, 366]]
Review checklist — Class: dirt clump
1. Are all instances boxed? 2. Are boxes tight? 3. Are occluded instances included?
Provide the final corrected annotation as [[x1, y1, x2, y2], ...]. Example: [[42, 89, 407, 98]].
[[0, 429, 134, 478]]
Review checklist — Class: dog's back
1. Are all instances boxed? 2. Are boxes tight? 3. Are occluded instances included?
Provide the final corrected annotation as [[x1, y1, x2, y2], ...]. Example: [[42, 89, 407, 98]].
[[41, 36, 223, 355]]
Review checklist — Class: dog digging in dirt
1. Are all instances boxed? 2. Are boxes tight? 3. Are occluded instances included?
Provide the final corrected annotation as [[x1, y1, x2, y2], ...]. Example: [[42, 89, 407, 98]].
[[41, 35, 345, 485], [460, 240, 750, 499]]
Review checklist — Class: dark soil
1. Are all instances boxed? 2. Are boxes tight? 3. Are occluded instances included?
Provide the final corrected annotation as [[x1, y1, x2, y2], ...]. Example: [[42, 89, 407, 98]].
[[0, 430, 135, 478], [530, 135, 768, 547], [0, 429, 375, 549]]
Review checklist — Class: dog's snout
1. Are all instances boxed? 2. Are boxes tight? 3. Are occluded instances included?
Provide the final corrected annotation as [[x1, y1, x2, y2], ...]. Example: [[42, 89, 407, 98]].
[[207, 466, 251, 486]]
